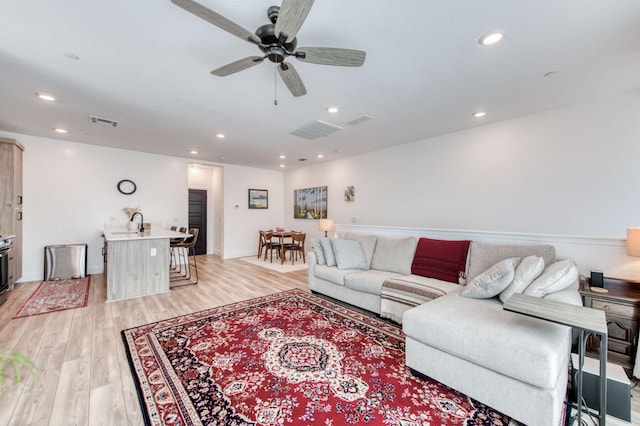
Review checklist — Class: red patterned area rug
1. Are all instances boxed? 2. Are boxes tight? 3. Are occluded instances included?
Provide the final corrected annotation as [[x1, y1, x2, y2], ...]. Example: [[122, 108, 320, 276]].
[[13, 276, 91, 319], [122, 289, 514, 425]]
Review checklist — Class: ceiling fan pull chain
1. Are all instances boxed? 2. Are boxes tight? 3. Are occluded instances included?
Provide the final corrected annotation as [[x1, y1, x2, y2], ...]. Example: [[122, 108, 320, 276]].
[[274, 62, 278, 106]]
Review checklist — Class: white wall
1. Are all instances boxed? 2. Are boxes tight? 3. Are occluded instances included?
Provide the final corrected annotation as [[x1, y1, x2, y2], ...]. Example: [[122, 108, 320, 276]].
[[0, 131, 189, 282], [284, 91, 640, 270], [0, 131, 286, 282], [222, 165, 285, 258]]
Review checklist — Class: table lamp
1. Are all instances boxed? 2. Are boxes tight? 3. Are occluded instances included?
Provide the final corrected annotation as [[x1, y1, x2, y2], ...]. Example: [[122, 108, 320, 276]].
[[319, 219, 334, 237], [627, 227, 640, 257]]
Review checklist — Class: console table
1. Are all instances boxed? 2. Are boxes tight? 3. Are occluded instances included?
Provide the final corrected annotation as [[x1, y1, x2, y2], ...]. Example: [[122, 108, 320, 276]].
[[504, 294, 608, 426]]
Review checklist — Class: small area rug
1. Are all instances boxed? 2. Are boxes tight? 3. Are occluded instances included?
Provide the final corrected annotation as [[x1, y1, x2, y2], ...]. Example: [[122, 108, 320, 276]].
[[122, 289, 514, 425], [13, 276, 91, 319], [240, 255, 308, 273]]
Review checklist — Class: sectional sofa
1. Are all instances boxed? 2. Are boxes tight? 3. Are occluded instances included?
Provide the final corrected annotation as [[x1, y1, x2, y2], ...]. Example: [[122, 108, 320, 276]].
[[307, 232, 583, 426]]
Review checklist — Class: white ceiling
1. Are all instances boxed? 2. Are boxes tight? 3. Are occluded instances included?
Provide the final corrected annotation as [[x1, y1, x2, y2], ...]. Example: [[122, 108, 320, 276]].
[[2, 0, 640, 170]]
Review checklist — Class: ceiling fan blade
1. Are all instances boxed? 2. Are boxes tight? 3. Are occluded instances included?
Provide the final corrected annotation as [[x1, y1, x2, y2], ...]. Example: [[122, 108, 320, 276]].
[[278, 63, 307, 97], [171, 0, 260, 44], [274, 0, 314, 43], [211, 56, 264, 76], [297, 47, 366, 67]]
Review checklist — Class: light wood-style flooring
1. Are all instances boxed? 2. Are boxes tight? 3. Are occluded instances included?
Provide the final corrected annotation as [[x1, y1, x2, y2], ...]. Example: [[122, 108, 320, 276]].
[[0, 255, 637, 425]]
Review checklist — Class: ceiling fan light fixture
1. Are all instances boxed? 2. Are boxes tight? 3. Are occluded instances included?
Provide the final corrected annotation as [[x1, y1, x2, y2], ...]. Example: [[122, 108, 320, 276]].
[[479, 32, 503, 46]]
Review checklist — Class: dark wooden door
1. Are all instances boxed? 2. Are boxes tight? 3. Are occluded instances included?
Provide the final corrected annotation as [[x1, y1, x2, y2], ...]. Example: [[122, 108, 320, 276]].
[[188, 189, 207, 255]]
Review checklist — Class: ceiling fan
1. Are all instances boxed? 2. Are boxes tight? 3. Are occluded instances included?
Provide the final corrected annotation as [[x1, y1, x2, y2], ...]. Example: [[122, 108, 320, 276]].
[[171, 0, 366, 97]]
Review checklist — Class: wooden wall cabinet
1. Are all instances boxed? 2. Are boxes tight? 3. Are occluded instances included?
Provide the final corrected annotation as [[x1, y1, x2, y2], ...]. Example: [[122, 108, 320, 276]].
[[0, 137, 24, 288], [580, 279, 640, 368]]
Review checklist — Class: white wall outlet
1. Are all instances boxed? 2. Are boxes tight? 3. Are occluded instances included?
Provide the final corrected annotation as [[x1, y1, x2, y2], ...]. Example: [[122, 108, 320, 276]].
[[150, 248, 157, 256]]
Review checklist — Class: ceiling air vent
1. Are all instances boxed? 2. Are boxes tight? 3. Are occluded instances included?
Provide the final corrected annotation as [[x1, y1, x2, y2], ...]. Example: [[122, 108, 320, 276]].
[[89, 115, 119, 127], [290, 120, 343, 140], [345, 114, 373, 126]]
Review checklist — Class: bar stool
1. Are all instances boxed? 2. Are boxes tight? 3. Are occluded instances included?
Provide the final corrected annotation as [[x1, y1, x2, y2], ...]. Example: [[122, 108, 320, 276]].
[[171, 228, 199, 287], [170, 227, 187, 272]]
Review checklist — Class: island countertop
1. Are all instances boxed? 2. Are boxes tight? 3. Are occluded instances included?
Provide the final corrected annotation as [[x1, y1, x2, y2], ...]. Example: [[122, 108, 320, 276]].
[[103, 227, 190, 242]]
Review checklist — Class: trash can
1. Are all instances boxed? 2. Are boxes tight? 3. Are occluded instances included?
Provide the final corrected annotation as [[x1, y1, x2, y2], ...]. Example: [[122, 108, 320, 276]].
[[44, 244, 88, 280]]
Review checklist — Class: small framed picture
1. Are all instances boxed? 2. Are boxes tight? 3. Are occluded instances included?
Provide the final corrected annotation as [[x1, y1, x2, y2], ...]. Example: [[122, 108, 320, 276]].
[[248, 189, 268, 209], [344, 186, 355, 202]]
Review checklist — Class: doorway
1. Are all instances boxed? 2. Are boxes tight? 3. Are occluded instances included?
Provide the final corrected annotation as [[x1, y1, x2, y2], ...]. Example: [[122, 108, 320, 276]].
[[188, 189, 207, 255]]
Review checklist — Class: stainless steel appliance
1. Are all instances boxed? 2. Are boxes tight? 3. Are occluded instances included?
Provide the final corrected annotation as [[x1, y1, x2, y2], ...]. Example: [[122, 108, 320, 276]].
[[44, 244, 87, 280], [0, 235, 15, 305]]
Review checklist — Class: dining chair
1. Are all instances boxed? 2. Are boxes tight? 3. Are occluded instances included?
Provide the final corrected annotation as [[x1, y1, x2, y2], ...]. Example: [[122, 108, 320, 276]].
[[282, 232, 306, 265], [263, 231, 282, 263], [257, 229, 272, 259]]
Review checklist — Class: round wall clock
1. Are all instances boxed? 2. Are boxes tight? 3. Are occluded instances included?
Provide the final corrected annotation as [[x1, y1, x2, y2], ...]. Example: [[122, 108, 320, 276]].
[[117, 179, 137, 195]]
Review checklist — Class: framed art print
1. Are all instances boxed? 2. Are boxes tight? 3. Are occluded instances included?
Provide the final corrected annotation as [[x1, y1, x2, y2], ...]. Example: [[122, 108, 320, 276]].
[[248, 189, 268, 209]]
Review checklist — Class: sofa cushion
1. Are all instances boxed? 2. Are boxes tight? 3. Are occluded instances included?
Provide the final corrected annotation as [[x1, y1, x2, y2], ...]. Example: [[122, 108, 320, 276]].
[[462, 257, 520, 299], [371, 236, 418, 274], [319, 237, 336, 267], [467, 241, 556, 282], [314, 264, 358, 285], [411, 238, 471, 283], [332, 239, 368, 270], [344, 233, 377, 268], [499, 255, 545, 303], [343, 270, 403, 295], [403, 289, 572, 389], [525, 259, 579, 298]]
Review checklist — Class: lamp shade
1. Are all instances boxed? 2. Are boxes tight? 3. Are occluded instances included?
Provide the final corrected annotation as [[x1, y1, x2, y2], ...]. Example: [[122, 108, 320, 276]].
[[319, 219, 334, 232], [627, 227, 640, 257]]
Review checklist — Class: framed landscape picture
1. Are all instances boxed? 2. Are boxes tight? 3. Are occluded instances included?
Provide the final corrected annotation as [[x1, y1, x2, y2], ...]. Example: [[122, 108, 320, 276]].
[[248, 189, 268, 209], [294, 186, 327, 219]]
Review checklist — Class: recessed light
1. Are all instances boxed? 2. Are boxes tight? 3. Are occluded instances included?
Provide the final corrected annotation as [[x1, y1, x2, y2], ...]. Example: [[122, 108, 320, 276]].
[[54, 128, 67, 133], [279, 164, 285, 168], [479, 32, 503, 46], [317, 154, 324, 159], [216, 133, 225, 139], [190, 150, 198, 155], [36, 92, 55, 101], [473, 111, 487, 118], [279, 155, 286, 159], [327, 107, 339, 113]]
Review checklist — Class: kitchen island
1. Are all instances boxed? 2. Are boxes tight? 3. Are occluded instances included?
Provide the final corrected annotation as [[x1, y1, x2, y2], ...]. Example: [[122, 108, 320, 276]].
[[103, 226, 189, 301]]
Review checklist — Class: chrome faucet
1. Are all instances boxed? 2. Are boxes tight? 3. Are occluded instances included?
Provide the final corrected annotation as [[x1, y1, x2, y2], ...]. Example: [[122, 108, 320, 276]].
[[131, 212, 145, 233]]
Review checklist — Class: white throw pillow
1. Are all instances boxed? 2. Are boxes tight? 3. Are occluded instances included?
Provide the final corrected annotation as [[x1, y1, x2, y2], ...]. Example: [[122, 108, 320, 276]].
[[499, 255, 545, 303], [524, 258, 579, 298], [319, 237, 336, 267], [310, 238, 326, 265], [462, 257, 521, 299], [332, 239, 368, 270]]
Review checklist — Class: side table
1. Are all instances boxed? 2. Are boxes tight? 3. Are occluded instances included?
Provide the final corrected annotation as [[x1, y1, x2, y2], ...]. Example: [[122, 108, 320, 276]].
[[504, 294, 608, 426], [580, 278, 640, 369]]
